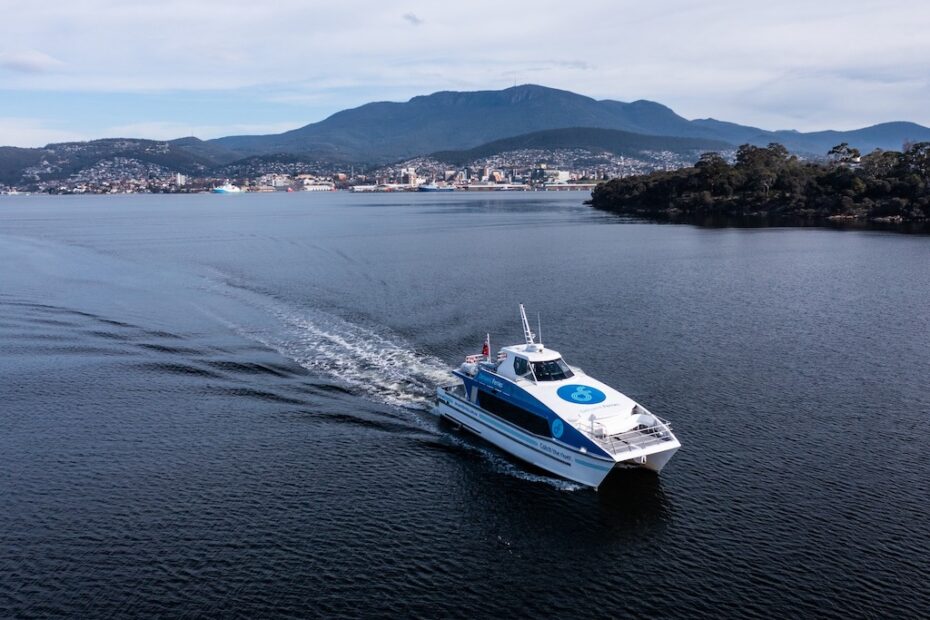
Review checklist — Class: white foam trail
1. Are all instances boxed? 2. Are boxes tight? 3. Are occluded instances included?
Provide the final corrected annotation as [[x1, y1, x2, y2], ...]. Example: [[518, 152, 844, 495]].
[[261, 308, 453, 408], [196, 272, 451, 409], [198, 271, 584, 490]]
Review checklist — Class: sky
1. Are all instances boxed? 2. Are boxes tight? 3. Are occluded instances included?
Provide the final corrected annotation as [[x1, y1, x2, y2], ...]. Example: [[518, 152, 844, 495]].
[[1, 0, 929, 147]]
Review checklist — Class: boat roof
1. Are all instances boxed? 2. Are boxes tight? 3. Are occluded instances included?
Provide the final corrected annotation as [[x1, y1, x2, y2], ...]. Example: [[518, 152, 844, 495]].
[[496, 343, 641, 430], [501, 343, 562, 362]]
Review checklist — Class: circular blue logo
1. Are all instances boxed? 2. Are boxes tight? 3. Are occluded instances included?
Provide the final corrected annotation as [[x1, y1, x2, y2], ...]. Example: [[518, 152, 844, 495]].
[[551, 418, 564, 439], [557, 384, 606, 405]]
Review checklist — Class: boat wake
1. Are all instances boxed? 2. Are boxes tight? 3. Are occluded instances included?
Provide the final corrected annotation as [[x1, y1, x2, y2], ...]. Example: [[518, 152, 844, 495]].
[[248, 308, 452, 410], [197, 272, 582, 491], [199, 281, 451, 410]]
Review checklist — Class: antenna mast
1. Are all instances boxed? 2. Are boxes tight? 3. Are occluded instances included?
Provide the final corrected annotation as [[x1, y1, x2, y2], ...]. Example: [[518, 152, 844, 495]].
[[519, 304, 536, 344]]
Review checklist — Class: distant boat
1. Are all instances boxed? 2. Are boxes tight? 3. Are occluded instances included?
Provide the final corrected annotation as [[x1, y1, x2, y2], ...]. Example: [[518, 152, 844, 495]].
[[211, 182, 242, 194], [302, 182, 336, 192], [418, 183, 454, 192]]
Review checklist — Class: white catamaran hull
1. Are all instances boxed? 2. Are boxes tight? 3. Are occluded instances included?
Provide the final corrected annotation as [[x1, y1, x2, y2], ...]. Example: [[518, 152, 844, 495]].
[[436, 387, 678, 488]]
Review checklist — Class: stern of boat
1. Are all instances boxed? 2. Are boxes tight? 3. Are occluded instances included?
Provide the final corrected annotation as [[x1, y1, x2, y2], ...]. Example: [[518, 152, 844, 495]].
[[589, 418, 681, 473]]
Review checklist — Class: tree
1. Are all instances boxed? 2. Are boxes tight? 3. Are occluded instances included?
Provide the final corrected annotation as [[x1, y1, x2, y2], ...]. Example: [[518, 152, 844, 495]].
[[902, 142, 930, 183], [734, 144, 784, 198], [735, 144, 765, 169], [766, 143, 790, 163], [861, 149, 900, 177], [695, 152, 728, 192], [588, 141, 929, 224], [828, 142, 861, 164]]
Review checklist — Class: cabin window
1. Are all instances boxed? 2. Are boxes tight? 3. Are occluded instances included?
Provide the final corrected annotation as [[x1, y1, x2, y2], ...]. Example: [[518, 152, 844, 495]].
[[477, 390, 551, 436], [513, 356, 530, 376], [531, 358, 574, 381]]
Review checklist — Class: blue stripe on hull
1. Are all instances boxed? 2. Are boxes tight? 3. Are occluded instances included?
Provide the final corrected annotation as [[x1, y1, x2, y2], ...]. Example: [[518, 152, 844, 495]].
[[458, 371, 611, 459], [436, 391, 615, 488], [450, 398, 572, 466]]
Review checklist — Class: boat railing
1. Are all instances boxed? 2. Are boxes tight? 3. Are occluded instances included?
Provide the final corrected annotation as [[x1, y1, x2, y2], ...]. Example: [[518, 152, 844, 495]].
[[584, 419, 675, 455], [463, 351, 507, 364], [442, 383, 466, 397]]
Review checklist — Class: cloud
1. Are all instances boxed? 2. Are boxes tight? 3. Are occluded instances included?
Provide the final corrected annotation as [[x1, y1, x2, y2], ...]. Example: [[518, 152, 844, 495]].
[[0, 117, 311, 148], [0, 118, 87, 147], [0, 50, 64, 74], [0, 0, 928, 138], [103, 120, 305, 140], [402, 12, 423, 26]]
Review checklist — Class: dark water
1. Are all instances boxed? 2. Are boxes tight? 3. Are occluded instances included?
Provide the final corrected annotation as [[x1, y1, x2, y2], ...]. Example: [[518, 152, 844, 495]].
[[2, 193, 929, 618]]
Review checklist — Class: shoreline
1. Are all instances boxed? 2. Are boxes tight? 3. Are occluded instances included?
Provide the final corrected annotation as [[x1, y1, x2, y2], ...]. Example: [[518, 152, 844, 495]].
[[589, 208, 930, 234]]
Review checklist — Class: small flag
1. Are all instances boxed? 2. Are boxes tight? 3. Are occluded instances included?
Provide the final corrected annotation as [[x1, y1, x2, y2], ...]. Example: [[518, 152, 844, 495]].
[[481, 333, 490, 357]]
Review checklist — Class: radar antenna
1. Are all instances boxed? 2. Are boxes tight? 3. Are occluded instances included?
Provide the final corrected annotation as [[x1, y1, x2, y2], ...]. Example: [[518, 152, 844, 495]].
[[519, 304, 536, 345]]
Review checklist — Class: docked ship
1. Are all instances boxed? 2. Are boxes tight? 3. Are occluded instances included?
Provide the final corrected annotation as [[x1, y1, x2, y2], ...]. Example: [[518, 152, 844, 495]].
[[417, 183, 455, 192], [302, 182, 336, 192], [435, 305, 680, 489], [211, 182, 242, 194]]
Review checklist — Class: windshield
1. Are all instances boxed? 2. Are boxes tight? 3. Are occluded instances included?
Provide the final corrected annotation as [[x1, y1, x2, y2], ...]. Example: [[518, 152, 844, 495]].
[[531, 358, 574, 381]]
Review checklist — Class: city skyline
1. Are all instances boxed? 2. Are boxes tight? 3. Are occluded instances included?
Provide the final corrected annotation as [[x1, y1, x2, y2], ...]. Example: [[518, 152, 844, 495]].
[[2, 0, 929, 147]]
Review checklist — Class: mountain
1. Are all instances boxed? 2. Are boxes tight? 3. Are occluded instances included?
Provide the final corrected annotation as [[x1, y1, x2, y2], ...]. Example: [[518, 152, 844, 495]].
[[0, 147, 46, 185], [691, 119, 930, 154], [0, 138, 230, 185], [209, 84, 930, 162], [210, 85, 706, 163], [430, 127, 732, 166], [775, 122, 930, 154], [167, 137, 242, 166], [4, 85, 930, 186]]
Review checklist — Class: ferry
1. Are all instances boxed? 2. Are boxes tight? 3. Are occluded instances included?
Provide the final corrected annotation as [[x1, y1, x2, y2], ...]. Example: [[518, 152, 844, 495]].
[[417, 183, 455, 192], [211, 182, 242, 194], [302, 182, 336, 192], [435, 305, 680, 489]]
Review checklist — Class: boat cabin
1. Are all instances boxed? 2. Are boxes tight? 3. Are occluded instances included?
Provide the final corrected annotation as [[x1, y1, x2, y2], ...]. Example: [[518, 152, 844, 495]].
[[495, 344, 574, 383]]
